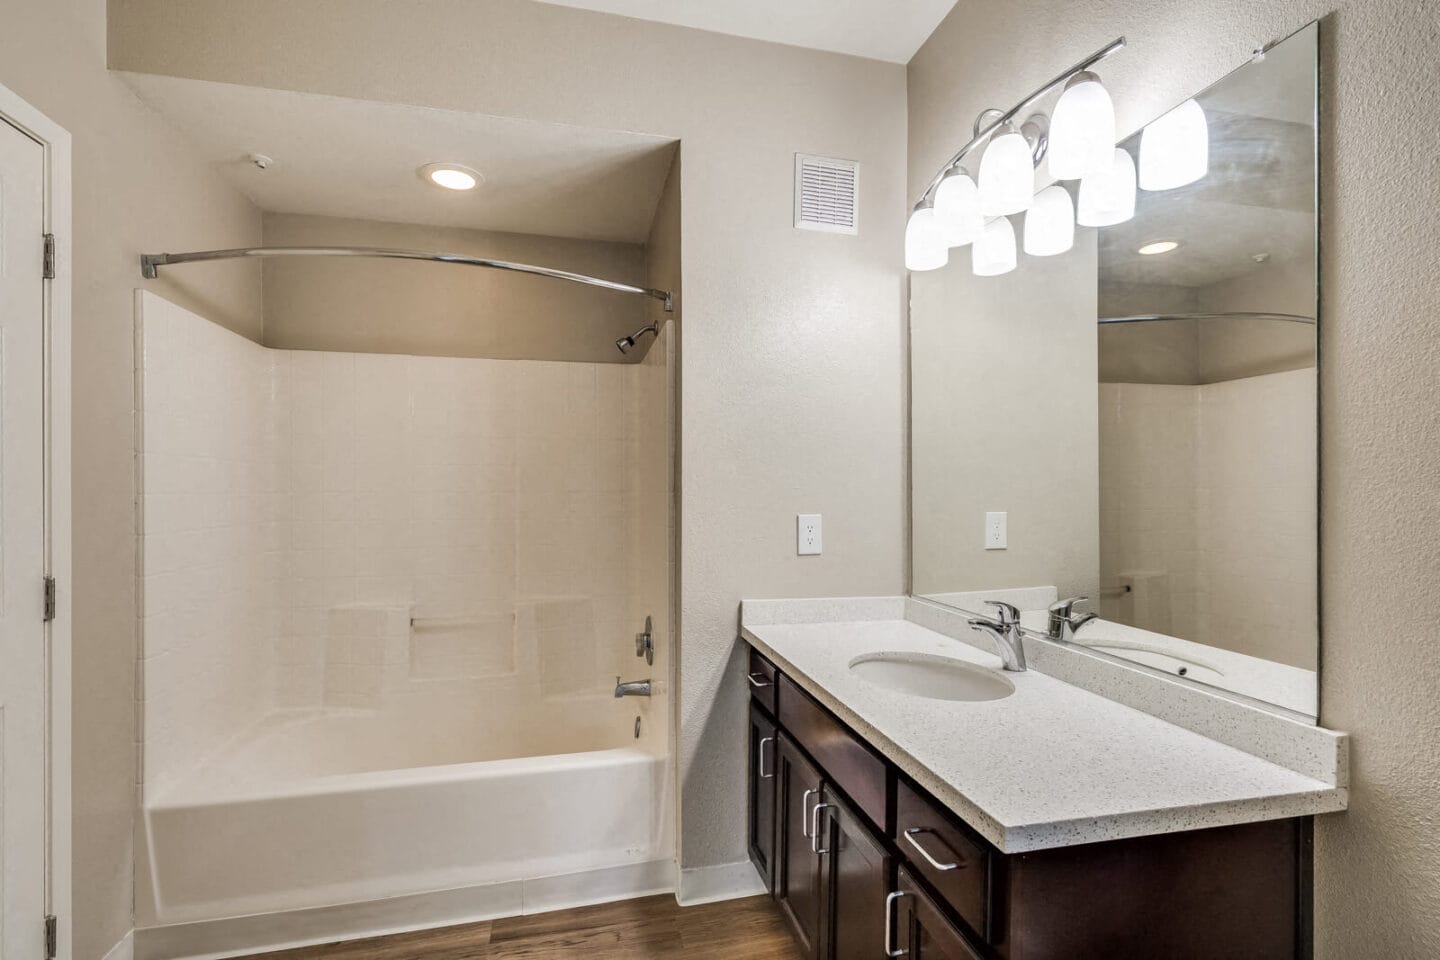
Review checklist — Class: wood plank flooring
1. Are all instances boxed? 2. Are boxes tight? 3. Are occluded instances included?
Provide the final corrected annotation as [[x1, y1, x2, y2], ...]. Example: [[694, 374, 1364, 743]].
[[236, 895, 803, 960]]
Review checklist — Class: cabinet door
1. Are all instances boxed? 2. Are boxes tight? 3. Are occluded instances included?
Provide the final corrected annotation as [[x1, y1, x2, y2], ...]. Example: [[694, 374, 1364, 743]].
[[894, 867, 984, 960], [748, 702, 779, 891], [819, 792, 891, 960], [775, 733, 825, 959]]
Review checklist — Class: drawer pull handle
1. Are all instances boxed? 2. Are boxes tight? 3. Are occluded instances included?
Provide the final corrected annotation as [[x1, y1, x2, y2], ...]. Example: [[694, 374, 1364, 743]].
[[757, 736, 774, 780], [801, 787, 817, 838], [904, 827, 963, 871], [884, 890, 908, 958], [811, 802, 835, 855], [747, 672, 773, 689]]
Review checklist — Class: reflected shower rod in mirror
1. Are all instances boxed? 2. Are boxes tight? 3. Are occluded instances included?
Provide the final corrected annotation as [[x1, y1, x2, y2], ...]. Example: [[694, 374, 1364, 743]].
[[139, 245, 675, 312], [1099, 312, 1316, 325]]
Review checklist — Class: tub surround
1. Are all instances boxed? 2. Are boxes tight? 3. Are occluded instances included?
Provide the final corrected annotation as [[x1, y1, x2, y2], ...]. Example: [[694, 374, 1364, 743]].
[[740, 596, 1346, 853]]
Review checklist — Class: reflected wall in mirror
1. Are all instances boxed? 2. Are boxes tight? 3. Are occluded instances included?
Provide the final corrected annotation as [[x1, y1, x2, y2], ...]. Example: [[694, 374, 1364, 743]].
[[910, 22, 1318, 718]]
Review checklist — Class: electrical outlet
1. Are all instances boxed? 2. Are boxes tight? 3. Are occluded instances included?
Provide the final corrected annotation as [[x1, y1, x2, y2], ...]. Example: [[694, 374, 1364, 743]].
[[797, 514, 822, 556], [985, 511, 1007, 550]]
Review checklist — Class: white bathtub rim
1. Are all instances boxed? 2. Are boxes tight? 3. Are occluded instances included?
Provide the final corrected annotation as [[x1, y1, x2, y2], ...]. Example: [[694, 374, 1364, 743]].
[[133, 858, 676, 960]]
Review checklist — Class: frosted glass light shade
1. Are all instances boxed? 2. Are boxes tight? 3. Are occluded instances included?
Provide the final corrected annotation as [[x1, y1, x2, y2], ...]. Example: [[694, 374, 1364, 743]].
[[1023, 185, 1075, 257], [978, 124, 1034, 217], [1077, 148, 1136, 227], [1139, 98, 1209, 190], [905, 206, 948, 272], [973, 217, 1017, 276], [1048, 73, 1116, 180], [934, 168, 983, 247]]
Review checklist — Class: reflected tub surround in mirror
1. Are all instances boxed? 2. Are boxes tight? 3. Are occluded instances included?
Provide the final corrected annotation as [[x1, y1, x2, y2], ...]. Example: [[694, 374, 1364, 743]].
[[909, 22, 1318, 718]]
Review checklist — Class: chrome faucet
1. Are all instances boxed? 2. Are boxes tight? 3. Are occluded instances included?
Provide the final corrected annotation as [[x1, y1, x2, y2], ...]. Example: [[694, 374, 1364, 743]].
[[614, 676, 652, 698], [1047, 596, 1097, 643], [966, 601, 1027, 672]]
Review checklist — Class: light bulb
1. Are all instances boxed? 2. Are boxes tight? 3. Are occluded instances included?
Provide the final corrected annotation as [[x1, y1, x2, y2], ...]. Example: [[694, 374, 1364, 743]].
[[973, 217, 1017, 277], [1023, 185, 1076, 257], [934, 167, 983, 248], [905, 205, 948, 272], [1048, 72, 1116, 180], [1139, 99, 1208, 190], [1077, 148, 1136, 227], [978, 123, 1034, 217]]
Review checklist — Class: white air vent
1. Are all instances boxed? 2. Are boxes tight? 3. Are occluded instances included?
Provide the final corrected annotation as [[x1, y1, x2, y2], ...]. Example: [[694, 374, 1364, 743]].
[[794, 154, 859, 235]]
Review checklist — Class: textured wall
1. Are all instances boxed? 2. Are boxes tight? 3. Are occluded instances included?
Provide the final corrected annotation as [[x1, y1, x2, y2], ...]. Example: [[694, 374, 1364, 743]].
[[109, 0, 910, 873], [911, 1, 1440, 953]]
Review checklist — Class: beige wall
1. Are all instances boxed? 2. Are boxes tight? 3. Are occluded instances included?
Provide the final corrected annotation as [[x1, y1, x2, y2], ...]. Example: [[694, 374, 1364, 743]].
[[0, 2, 261, 956], [110, 0, 909, 875], [261, 213, 652, 363], [911, 1, 1440, 953]]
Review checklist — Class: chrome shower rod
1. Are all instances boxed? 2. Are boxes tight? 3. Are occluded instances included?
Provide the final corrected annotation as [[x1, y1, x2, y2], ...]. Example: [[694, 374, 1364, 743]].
[[1099, 312, 1316, 325], [140, 245, 674, 312]]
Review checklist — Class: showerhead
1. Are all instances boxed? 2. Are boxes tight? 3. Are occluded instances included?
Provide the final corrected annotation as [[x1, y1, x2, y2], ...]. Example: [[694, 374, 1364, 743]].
[[616, 322, 660, 355]]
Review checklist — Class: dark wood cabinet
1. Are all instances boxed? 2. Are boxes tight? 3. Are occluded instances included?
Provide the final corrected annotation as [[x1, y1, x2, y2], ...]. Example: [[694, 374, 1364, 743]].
[[775, 732, 825, 959], [747, 702, 778, 891], [894, 866, 983, 960], [819, 792, 892, 960]]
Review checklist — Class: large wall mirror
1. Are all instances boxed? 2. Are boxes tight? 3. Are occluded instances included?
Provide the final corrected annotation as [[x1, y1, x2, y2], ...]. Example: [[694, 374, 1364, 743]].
[[910, 22, 1318, 718]]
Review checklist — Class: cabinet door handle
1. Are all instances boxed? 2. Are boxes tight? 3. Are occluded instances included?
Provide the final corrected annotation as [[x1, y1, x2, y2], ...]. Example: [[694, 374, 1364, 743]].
[[884, 890, 909, 958], [903, 827, 963, 871], [747, 672, 773, 689], [811, 802, 835, 855], [801, 788, 817, 838], [757, 736, 774, 779]]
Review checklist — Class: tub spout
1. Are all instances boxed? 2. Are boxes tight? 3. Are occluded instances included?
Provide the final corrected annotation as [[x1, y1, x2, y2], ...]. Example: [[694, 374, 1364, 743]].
[[614, 676, 652, 698]]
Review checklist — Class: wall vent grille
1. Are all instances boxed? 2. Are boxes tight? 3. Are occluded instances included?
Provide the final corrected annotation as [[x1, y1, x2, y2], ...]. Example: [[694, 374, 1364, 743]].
[[794, 154, 859, 235]]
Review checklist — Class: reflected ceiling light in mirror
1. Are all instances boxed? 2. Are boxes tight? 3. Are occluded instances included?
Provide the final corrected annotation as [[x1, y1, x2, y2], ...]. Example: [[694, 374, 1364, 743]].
[[934, 165, 984, 247], [1024, 186, 1076, 257], [978, 123, 1035, 217], [418, 162, 483, 191], [1077, 148, 1136, 227], [1139, 99, 1208, 190], [973, 217, 1017, 276], [905, 202, 949, 272], [1137, 239, 1180, 255], [1048, 71, 1116, 180]]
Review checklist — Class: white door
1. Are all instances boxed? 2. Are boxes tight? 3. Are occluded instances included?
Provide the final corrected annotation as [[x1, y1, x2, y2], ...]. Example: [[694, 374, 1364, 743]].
[[0, 114, 48, 960]]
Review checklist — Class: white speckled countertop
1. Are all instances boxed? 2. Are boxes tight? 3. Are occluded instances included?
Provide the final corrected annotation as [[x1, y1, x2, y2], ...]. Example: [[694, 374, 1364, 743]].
[[741, 603, 1347, 853]]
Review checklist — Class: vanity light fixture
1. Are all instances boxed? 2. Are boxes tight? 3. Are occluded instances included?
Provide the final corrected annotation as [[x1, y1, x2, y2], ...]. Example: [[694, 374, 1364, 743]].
[[1048, 71, 1116, 180], [904, 200, 949, 272], [978, 122, 1036, 217], [1139, 99, 1209, 190], [419, 162, 482, 191], [934, 164, 984, 248], [1023, 185, 1076, 257], [973, 217, 1018, 276], [1138, 239, 1180, 255], [1077, 148, 1137, 227]]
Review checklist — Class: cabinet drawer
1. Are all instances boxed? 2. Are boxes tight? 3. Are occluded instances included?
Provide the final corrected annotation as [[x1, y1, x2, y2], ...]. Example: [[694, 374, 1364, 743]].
[[778, 674, 887, 828], [747, 647, 778, 715], [895, 778, 989, 940]]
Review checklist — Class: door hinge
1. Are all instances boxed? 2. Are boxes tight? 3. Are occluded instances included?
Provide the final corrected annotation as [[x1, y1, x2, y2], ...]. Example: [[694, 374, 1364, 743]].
[[42, 234, 56, 280], [44, 915, 57, 960], [43, 577, 56, 622]]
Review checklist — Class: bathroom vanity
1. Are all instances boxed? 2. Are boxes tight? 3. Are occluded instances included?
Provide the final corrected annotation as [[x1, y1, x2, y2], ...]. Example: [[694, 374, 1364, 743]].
[[741, 600, 1345, 960]]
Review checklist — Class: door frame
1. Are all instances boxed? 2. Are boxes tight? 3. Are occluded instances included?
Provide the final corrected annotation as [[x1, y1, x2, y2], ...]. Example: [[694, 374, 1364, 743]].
[[0, 81, 73, 960]]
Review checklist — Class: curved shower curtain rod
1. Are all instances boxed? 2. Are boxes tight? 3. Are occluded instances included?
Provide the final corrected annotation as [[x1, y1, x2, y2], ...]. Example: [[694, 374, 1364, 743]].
[[1099, 312, 1315, 325], [140, 245, 674, 312]]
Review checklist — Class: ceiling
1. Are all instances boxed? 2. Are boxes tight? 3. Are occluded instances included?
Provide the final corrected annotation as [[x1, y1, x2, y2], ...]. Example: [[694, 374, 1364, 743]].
[[122, 73, 678, 244], [528, 0, 956, 63]]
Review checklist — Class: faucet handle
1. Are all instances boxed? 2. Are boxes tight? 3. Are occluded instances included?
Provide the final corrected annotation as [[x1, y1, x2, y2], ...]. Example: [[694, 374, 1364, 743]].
[[1048, 596, 1090, 619], [983, 600, 1021, 627]]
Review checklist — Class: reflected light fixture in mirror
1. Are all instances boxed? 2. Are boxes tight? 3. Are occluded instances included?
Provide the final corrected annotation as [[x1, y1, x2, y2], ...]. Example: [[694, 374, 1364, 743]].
[[1139, 99, 1209, 190], [935, 166, 984, 247], [978, 123, 1036, 216], [1137, 239, 1180, 255], [973, 217, 1018, 276], [1077, 148, 1137, 226], [1048, 71, 1116, 179], [905, 201, 949, 271], [1023, 185, 1076, 256]]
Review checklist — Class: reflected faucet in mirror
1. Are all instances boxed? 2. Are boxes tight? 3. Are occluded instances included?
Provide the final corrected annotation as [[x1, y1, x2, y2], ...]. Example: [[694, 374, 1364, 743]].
[[614, 677, 652, 698], [966, 601, 1027, 672], [1048, 596, 1098, 643]]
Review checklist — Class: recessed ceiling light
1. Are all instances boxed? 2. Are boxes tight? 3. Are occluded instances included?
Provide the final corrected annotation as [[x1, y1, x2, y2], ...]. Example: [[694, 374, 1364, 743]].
[[1137, 239, 1180, 256], [418, 162, 482, 191]]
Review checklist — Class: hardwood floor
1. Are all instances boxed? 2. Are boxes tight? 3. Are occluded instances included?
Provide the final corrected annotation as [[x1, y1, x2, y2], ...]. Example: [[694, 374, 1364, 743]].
[[236, 895, 803, 960]]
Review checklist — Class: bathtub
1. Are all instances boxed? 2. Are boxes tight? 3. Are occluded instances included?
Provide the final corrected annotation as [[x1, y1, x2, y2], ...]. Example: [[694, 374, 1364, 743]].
[[141, 694, 673, 928]]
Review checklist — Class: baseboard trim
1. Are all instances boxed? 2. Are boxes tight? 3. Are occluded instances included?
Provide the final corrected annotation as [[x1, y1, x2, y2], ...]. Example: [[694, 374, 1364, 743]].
[[134, 859, 675, 960], [675, 860, 766, 906], [102, 931, 136, 960]]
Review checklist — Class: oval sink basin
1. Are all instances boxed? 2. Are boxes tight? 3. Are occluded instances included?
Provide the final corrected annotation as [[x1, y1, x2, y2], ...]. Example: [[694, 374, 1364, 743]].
[[848, 652, 1015, 702], [1080, 641, 1225, 683]]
